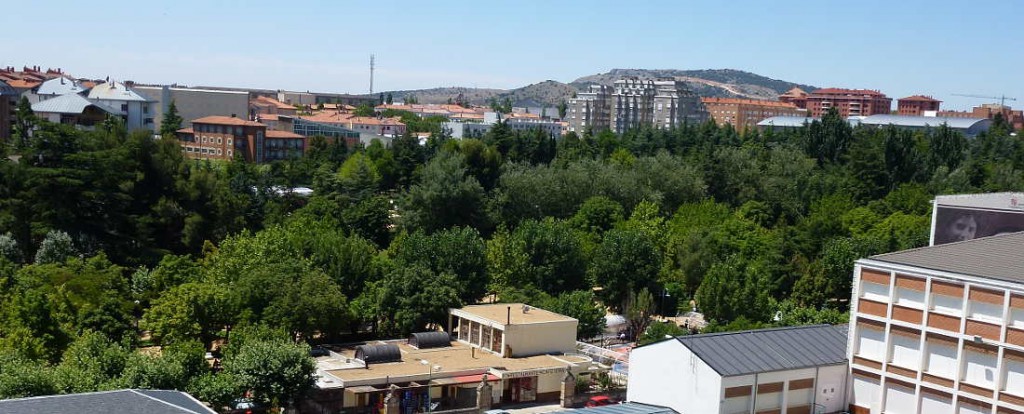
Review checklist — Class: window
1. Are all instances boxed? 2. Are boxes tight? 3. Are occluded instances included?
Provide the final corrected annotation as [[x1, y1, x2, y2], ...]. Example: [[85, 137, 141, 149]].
[[1005, 354, 1024, 395], [931, 292, 963, 316], [856, 322, 886, 361], [884, 382, 916, 414], [895, 285, 925, 308], [861, 280, 890, 302], [121, 104, 128, 111], [969, 299, 1003, 323], [890, 330, 921, 370]]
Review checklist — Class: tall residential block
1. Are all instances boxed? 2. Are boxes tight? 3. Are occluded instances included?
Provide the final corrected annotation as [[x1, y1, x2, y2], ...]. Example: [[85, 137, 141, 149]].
[[805, 88, 892, 118], [568, 78, 706, 134]]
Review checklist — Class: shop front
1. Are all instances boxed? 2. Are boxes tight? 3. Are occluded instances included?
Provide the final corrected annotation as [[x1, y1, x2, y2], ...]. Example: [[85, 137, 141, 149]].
[[499, 367, 567, 404]]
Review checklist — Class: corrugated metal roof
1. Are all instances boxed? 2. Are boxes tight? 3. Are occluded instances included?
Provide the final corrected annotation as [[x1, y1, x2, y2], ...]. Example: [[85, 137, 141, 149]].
[[860, 114, 989, 130], [36, 76, 88, 96], [87, 81, 149, 102], [31, 93, 117, 114], [868, 231, 1024, 283], [555, 402, 677, 414], [756, 116, 814, 128], [674, 324, 848, 377], [0, 389, 215, 413]]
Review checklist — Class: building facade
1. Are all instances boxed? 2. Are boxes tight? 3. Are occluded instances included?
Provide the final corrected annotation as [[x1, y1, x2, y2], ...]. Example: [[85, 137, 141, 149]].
[[779, 87, 809, 109], [135, 85, 250, 132], [939, 104, 1024, 131], [702, 97, 805, 132], [176, 116, 306, 163], [568, 79, 706, 134], [897, 96, 941, 116], [805, 88, 892, 118], [847, 233, 1024, 414], [628, 324, 850, 414], [86, 81, 154, 131]]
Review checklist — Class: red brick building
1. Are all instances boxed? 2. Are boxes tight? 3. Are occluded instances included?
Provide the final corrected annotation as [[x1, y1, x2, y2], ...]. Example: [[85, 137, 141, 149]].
[[778, 87, 809, 109], [176, 115, 306, 163], [701, 97, 805, 132], [897, 96, 941, 116], [939, 104, 1023, 131], [805, 88, 892, 118]]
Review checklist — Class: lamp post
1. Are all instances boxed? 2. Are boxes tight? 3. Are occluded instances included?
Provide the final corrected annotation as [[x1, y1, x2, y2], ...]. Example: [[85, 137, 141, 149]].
[[420, 360, 441, 412]]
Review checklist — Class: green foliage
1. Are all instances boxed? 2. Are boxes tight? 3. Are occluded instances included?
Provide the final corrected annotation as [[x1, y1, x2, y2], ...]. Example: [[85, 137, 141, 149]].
[[589, 228, 662, 309], [369, 265, 462, 336], [389, 227, 487, 303], [401, 151, 486, 232], [570, 196, 624, 236], [538, 290, 606, 340], [638, 321, 687, 346], [222, 330, 315, 408], [487, 218, 588, 294], [159, 100, 184, 137], [34, 230, 77, 264]]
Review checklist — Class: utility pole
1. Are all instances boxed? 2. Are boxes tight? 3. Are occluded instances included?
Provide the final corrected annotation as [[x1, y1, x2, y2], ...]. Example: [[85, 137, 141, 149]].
[[369, 54, 375, 94]]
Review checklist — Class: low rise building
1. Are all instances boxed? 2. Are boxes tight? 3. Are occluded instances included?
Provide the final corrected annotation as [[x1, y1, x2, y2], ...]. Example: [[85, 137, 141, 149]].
[[177, 115, 306, 163], [702, 97, 804, 132], [309, 304, 602, 414], [848, 232, 1024, 414], [86, 81, 154, 131], [897, 96, 941, 116], [628, 324, 849, 414], [28, 76, 89, 104], [31, 93, 118, 128]]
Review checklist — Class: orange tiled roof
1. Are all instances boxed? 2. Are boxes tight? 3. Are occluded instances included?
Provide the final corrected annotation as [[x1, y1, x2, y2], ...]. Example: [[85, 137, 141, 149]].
[[6, 79, 40, 89], [176, 127, 194, 134], [348, 116, 404, 126], [254, 95, 293, 110], [811, 88, 887, 97], [192, 116, 264, 126], [899, 95, 940, 102], [701, 97, 799, 109]]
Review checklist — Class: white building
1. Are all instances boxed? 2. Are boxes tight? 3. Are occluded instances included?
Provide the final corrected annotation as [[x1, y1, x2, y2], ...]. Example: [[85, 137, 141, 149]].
[[86, 81, 154, 131], [628, 324, 849, 414]]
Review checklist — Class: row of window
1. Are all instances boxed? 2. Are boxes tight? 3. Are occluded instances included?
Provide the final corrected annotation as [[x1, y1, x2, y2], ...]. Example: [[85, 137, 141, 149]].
[[860, 277, 1023, 327], [184, 146, 232, 157], [198, 136, 232, 146]]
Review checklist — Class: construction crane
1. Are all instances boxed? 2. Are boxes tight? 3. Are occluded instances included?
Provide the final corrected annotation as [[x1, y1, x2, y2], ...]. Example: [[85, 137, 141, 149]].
[[952, 93, 1017, 106]]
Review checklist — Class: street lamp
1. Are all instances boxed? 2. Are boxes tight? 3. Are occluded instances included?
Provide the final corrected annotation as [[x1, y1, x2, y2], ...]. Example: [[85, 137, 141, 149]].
[[420, 360, 441, 412]]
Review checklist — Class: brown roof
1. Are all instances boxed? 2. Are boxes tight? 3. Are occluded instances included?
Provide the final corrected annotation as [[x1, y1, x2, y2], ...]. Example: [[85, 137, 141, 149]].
[[702, 97, 799, 109], [192, 116, 264, 126], [266, 130, 304, 138], [176, 127, 194, 134], [899, 95, 941, 103], [253, 95, 294, 110], [6, 79, 40, 89], [779, 87, 808, 98], [811, 88, 888, 97]]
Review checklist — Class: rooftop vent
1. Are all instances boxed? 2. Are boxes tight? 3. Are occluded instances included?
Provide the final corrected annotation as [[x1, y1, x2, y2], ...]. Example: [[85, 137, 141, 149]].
[[354, 344, 401, 364]]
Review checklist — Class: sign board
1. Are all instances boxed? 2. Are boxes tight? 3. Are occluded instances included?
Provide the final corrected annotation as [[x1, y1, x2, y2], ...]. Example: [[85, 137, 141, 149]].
[[499, 367, 566, 379], [932, 206, 1024, 245]]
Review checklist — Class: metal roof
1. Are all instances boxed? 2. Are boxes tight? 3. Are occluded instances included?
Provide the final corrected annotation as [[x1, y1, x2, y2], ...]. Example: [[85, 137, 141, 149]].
[[31, 93, 117, 114], [0, 389, 215, 414], [87, 81, 150, 102], [36, 76, 88, 96], [867, 231, 1024, 284], [859, 114, 990, 130], [555, 402, 678, 414], [756, 116, 815, 128], [672, 324, 848, 377]]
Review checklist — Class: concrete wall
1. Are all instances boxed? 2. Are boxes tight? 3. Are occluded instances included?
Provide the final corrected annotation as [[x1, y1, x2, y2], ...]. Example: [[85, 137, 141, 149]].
[[627, 339, 722, 414], [136, 86, 249, 131], [504, 320, 577, 357]]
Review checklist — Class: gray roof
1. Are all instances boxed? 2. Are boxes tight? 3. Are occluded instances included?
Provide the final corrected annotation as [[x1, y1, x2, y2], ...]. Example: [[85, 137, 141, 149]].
[[860, 114, 990, 130], [87, 81, 150, 102], [673, 324, 848, 377], [32, 93, 117, 115], [0, 389, 216, 414], [868, 231, 1024, 284], [36, 76, 88, 96], [556, 402, 677, 414], [756, 116, 814, 128]]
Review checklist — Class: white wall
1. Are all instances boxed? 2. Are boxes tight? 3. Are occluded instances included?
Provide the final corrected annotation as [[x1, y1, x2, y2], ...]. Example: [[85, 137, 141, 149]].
[[925, 339, 958, 378], [920, 393, 953, 413], [962, 347, 997, 388], [883, 381, 915, 414], [856, 324, 886, 361], [627, 340, 722, 414]]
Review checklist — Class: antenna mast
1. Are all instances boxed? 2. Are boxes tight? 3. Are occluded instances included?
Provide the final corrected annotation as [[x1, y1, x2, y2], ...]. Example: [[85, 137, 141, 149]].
[[369, 54, 375, 94]]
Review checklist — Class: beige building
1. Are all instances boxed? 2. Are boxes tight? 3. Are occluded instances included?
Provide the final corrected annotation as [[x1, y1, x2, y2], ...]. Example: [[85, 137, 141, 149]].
[[135, 85, 249, 131], [848, 232, 1024, 414], [702, 97, 805, 132], [310, 304, 601, 414], [568, 78, 707, 134]]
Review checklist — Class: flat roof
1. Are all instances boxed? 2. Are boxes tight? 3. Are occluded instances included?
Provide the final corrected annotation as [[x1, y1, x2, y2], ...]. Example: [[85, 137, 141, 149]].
[[867, 231, 1024, 284], [934, 192, 1024, 211], [453, 303, 577, 325], [319, 340, 589, 387]]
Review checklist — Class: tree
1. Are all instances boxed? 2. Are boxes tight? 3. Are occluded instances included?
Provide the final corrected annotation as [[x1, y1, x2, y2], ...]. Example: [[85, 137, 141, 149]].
[[638, 321, 686, 346], [570, 196, 624, 236], [372, 265, 461, 336], [159, 100, 184, 137], [12, 96, 36, 149], [34, 230, 77, 264], [385, 93, 394, 105], [557, 101, 568, 119], [222, 330, 316, 409], [0, 233, 21, 263], [389, 227, 488, 303], [143, 282, 228, 346], [540, 290, 606, 340], [695, 257, 772, 324], [400, 151, 486, 232], [624, 288, 655, 343], [353, 104, 376, 117], [0, 350, 56, 398], [589, 228, 662, 309], [487, 218, 588, 294]]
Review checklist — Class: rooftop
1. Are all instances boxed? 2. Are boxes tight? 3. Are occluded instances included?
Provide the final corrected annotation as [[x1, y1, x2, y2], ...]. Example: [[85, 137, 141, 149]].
[[266, 130, 304, 138], [670, 324, 848, 377], [933, 192, 1024, 210], [31, 93, 117, 115], [555, 403, 678, 414], [867, 232, 1024, 284], [318, 339, 590, 387], [701, 97, 800, 109], [86, 81, 150, 102], [859, 114, 989, 130], [779, 87, 808, 98], [36, 76, 88, 96], [191, 115, 264, 127], [811, 88, 888, 97], [899, 95, 941, 103], [454, 303, 577, 325], [0, 389, 215, 414]]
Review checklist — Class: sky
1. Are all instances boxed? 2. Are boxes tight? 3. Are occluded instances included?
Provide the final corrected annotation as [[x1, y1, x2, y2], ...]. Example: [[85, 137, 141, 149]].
[[1, 0, 1021, 110]]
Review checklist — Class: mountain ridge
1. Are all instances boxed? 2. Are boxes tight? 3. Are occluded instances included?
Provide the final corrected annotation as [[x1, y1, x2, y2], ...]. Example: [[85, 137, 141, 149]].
[[380, 68, 818, 108]]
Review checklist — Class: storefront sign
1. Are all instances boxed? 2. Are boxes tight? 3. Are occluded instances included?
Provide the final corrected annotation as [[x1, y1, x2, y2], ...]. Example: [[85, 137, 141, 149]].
[[500, 367, 566, 379]]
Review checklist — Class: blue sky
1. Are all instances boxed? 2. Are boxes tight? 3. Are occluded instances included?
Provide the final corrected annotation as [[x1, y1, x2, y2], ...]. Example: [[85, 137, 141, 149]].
[[1, 0, 1020, 110]]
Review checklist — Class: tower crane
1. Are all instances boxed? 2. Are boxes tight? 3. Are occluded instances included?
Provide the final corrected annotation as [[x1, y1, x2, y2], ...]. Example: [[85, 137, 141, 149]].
[[952, 93, 1017, 106]]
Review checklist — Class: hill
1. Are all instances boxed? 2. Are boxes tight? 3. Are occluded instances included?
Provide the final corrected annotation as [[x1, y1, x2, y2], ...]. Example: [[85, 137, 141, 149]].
[[380, 68, 817, 107]]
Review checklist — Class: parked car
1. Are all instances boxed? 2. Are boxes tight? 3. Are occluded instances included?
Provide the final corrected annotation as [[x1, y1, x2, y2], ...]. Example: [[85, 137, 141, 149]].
[[230, 398, 268, 414], [585, 396, 616, 407]]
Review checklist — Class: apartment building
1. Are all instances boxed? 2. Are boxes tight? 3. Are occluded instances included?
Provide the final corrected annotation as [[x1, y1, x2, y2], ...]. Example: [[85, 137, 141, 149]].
[[135, 85, 249, 131], [897, 96, 941, 116], [805, 89, 892, 118], [848, 232, 1024, 414], [176, 116, 305, 163], [567, 78, 706, 134], [86, 81, 154, 130], [779, 87, 809, 109], [567, 84, 611, 133], [702, 97, 805, 132]]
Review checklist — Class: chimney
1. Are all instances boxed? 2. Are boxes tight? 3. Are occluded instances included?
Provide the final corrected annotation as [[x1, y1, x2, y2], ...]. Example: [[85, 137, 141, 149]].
[[506, 306, 511, 325]]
